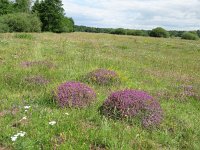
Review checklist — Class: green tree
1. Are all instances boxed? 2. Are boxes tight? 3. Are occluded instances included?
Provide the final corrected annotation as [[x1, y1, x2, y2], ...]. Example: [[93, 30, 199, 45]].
[[181, 32, 199, 40], [0, 0, 14, 15], [32, 0, 72, 32], [14, 0, 31, 13], [150, 27, 169, 38]]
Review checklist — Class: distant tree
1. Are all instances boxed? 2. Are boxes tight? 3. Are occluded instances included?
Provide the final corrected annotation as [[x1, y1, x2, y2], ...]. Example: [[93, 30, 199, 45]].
[[0, 0, 14, 15], [111, 28, 126, 35], [150, 27, 169, 38], [181, 32, 199, 40], [197, 30, 200, 37], [32, 0, 73, 33]]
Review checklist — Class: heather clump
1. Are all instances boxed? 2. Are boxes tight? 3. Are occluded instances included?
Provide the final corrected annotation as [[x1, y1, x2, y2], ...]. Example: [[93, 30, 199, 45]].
[[86, 69, 120, 85], [24, 76, 50, 85], [20, 61, 54, 68], [54, 82, 96, 108], [100, 90, 163, 128]]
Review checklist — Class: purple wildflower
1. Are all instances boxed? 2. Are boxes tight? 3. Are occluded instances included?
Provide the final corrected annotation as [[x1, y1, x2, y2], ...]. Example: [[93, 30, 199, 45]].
[[20, 61, 54, 68], [55, 82, 96, 108], [24, 76, 50, 85], [86, 69, 120, 85], [100, 90, 163, 128]]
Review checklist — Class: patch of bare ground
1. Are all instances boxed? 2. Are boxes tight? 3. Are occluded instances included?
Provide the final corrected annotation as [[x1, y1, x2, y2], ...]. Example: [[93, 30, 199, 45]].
[[89, 143, 107, 150], [0, 107, 19, 117]]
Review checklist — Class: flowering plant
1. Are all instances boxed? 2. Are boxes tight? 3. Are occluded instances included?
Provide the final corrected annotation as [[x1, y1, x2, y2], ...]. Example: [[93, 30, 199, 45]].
[[100, 89, 163, 128], [86, 69, 120, 85], [55, 82, 96, 108]]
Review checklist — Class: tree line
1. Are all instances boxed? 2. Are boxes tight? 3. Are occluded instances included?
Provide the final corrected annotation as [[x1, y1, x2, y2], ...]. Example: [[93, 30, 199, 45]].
[[0, 0, 199, 40], [75, 25, 200, 40], [0, 0, 74, 33]]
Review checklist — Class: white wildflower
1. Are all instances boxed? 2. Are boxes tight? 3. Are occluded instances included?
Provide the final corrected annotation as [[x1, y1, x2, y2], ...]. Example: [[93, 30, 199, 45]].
[[22, 116, 27, 120], [49, 121, 56, 125], [11, 136, 17, 142], [18, 131, 26, 137], [65, 113, 69, 115], [11, 131, 26, 142], [24, 106, 31, 109]]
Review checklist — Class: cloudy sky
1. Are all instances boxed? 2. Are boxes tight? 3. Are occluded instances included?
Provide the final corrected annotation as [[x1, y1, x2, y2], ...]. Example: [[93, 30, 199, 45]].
[[63, 0, 200, 30]]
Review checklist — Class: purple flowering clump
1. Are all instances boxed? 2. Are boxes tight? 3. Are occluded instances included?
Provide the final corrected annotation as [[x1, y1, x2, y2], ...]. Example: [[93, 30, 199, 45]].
[[86, 69, 120, 85], [24, 76, 50, 85], [100, 90, 163, 128], [55, 82, 96, 108]]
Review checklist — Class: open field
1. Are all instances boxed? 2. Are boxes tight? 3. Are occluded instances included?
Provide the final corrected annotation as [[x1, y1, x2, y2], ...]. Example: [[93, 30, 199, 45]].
[[0, 32, 200, 149]]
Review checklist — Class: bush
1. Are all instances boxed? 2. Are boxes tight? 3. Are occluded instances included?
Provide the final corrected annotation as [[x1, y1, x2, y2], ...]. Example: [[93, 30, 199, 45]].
[[150, 27, 169, 38], [100, 90, 163, 128], [0, 22, 9, 32], [15, 33, 34, 39], [181, 32, 199, 40], [54, 82, 96, 108], [85, 69, 120, 85], [0, 13, 41, 32]]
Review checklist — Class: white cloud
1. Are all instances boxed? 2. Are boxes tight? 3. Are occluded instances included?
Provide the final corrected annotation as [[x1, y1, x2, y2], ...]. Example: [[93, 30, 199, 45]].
[[63, 0, 200, 30]]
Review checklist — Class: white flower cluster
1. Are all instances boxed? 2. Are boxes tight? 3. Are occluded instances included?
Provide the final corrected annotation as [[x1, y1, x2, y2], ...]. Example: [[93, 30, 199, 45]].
[[49, 121, 56, 125], [24, 105, 31, 112], [11, 131, 26, 142]]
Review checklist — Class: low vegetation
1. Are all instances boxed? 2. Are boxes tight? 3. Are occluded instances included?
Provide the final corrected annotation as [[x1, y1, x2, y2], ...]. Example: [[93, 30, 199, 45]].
[[182, 32, 199, 40], [0, 32, 200, 149]]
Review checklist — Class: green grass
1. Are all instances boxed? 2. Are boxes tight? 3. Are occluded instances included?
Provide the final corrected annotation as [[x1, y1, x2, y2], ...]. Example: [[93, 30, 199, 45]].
[[0, 32, 200, 150]]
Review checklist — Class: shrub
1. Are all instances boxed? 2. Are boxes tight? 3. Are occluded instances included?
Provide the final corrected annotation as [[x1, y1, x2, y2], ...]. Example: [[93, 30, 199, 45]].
[[54, 82, 96, 108], [0, 13, 41, 32], [100, 90, 163, 128], [86, 69, 120, 85], [15, 33, 34, 39], [0, 22, 9, 33], [181, 32, 199, 40], [150, 27, 169, 38]]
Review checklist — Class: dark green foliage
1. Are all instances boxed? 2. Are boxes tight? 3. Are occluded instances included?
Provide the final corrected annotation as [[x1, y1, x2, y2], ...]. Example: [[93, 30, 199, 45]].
[[0, 13, 41, 32], [127, 29, 149, 36], [32, 0, 74, 33], [150, 27, 169, 38], [197, 30, 200, 37], [111, 28, 126, 35], [169, 30, 184, 37], [75, 25, 114, 33], [0, 0, 14, 15], [181, 32, 199, 40], [75, 25, 150, 36], [14, 0, 31, 13]]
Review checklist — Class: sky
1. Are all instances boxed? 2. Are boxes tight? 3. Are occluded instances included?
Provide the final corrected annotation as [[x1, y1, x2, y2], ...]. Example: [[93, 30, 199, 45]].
[[62, 0, 200, 30]]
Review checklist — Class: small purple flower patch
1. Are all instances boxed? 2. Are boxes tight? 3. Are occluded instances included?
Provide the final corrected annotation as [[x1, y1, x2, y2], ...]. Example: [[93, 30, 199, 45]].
[[24, 76, 50, 85], [86, 69, 120, 85], [54, 82, 96, 108], [20, 61, 54, 68], [100, 90, 163, 128]]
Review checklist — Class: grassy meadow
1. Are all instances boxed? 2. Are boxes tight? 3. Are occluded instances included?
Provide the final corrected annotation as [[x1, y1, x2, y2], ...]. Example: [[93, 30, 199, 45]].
[[0, 32, 200, 149]]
